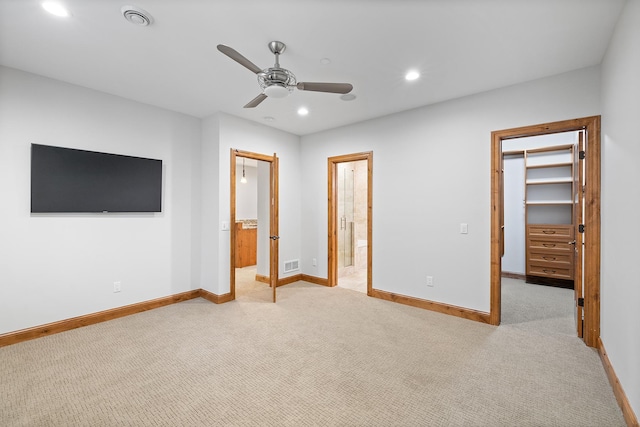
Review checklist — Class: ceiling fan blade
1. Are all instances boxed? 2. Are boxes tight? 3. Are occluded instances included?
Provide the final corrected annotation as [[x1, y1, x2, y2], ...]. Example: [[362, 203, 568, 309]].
[[296, 82, 353, 94], [217, 44, 262, 74], [244, 93, 267, 108]]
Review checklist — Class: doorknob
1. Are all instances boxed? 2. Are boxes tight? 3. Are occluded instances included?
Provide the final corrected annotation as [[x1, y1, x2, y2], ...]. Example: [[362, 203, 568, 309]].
[[568, 240, 576, 245], [270, 235, 280, 240]]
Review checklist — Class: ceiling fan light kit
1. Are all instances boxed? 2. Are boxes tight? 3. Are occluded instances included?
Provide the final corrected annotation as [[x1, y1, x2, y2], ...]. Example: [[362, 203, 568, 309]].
[[263, 84, 291, 99], [217, 41, 353, 108]]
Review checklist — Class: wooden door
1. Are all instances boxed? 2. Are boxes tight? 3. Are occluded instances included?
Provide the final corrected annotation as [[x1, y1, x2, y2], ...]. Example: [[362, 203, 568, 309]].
[[500, 152, 505, 257], [574, 133, 585, 337], [270, 153, 279, 303]]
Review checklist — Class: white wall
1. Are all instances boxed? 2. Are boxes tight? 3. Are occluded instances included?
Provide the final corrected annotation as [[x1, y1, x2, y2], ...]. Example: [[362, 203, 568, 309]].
[[199, 115, 220, 294], [200, 113, 301, 295], [300, 66, 600, 312], [601, 0, 640, 417], [236, 164, 258, 220], [503, 132, 578, 152], [502, 154, 525, 274], [0, 66, 201, 334]]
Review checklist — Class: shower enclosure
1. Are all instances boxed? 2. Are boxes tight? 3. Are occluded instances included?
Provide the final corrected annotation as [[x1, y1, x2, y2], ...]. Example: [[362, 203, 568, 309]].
[[337, 163, 355, 272]]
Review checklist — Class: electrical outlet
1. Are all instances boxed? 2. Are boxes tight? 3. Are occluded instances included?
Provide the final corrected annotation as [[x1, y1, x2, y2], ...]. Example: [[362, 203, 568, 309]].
[[113, 281, 121, 293], [312, 258, 317, 267], [427, 276, 434, 287]]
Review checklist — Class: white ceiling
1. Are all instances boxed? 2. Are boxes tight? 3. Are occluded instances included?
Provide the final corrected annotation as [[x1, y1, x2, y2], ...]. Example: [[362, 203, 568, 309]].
[[0, 0, 625, 136]]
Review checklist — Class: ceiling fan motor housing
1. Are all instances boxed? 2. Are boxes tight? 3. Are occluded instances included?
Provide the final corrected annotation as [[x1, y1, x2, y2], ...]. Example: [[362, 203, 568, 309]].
[[258, 67, 296, 98]]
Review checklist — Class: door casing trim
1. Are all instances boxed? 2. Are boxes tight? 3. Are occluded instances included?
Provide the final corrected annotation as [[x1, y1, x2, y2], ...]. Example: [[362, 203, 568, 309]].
[[230, 149, 279, 301]]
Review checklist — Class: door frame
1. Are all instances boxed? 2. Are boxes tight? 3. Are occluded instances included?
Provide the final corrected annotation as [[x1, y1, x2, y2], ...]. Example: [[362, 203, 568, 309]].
[[230, 149, 279, 302], [327, 151, 373, 294], [490, 116, 601, 347]]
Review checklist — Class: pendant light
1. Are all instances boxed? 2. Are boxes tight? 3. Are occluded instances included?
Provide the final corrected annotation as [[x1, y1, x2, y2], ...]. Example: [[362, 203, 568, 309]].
[[240, 158, 247, 184]]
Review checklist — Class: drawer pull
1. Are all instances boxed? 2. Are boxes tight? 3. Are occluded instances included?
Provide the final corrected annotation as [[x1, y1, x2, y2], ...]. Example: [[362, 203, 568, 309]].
[[542, 243, 556, 248], [542, 256, 557, 261], [542, 230, 556, 234], [543, 269, 556, 274]]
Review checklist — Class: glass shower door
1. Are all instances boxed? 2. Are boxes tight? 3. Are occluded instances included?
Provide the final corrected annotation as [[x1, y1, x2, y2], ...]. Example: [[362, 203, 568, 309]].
[[338, 163, 354, 270]]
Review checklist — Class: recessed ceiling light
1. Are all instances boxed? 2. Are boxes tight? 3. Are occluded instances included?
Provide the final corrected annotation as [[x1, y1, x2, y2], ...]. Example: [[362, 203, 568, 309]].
[[340, 94, 356, 101], [297, 107, 309, 116], [42, 2, 70, 17], [405, 70, 420, 81]]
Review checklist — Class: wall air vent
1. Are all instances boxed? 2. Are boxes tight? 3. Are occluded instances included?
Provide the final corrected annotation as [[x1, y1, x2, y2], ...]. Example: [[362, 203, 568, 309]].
[[284, 259, 300, 273]]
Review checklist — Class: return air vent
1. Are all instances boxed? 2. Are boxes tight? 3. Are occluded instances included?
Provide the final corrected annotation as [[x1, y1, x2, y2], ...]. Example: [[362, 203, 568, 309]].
[[284, 259, 300, 273]]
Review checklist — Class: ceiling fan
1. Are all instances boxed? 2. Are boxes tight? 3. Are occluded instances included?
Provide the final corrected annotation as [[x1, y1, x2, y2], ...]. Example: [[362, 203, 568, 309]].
[[217, 41, 353, 108]]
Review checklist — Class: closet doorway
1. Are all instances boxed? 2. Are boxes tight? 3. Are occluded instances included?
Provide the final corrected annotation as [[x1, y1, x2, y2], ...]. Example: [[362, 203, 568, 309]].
[[490, 116, 601, 348], [501, 131, 582, 337], [230, 149, 279, 302], [328, 152, 373, 294]]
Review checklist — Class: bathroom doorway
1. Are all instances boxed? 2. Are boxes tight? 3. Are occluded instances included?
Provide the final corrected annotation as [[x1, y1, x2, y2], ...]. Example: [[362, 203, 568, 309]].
[[328, 152, 372, 295]]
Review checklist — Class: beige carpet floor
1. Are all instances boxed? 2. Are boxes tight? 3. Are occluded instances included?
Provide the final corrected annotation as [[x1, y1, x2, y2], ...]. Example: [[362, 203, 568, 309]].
[[0, 274, 625, 426]]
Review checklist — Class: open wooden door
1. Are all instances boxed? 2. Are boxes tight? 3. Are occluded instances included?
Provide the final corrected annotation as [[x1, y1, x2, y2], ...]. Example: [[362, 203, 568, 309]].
[[574, 132, 585, 337], [269, 153, 279, 303], [500, 151, 505, 258]]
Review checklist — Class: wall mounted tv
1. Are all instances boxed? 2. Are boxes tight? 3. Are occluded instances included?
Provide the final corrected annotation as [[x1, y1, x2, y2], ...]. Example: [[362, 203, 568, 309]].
[[31, 144, 163, 213]]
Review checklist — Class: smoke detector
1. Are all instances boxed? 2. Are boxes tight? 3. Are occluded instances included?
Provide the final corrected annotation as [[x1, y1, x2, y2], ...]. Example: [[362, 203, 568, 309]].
[[121, 5, 153, 26]]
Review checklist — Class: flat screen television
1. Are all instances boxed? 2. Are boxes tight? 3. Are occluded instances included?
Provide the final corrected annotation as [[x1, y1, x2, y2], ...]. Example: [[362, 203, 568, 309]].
[[31, 144, 163, 213]]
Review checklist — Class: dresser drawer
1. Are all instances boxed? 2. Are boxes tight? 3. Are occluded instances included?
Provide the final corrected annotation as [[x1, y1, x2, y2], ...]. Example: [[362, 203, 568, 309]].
[[526, 224, 575, 281], [528, 251, 573, 265], [527, 225, 573, 239], [528, 264, 573, 280], [528, 239, 573, 253]]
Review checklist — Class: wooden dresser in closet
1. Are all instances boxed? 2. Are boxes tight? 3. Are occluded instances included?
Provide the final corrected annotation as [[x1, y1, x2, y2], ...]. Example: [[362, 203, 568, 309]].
[[526, 224, 574, 284], [524, 144, 576, 288]]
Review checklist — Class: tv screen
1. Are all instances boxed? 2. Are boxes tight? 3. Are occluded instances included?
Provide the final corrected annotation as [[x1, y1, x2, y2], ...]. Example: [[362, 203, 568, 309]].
[[31, 144, 162, 213]]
